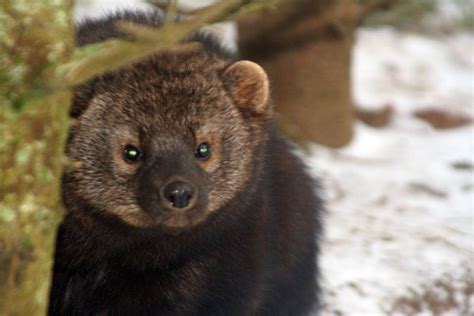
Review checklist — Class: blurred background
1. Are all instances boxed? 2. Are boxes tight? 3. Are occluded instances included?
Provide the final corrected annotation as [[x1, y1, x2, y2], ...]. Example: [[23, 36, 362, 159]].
[[1, 0, 472, 314], [77, 0, 474, 314]]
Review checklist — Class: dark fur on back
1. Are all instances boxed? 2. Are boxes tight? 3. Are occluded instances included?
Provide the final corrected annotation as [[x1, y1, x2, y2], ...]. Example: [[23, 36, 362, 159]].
[[75, 11, 235, 58], [49, 11, 323, 316]]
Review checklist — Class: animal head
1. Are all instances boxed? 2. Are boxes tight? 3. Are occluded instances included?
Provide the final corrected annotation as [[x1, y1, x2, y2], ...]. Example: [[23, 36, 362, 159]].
[[63, 46, 272, 231]]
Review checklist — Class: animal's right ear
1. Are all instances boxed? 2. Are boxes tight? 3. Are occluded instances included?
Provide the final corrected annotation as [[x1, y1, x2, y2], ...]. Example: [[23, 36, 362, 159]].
[[70, 82, 96, 118]]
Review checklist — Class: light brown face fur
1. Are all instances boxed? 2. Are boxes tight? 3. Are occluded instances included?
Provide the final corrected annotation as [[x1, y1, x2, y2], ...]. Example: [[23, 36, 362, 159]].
[[63, 47, 272, 230]]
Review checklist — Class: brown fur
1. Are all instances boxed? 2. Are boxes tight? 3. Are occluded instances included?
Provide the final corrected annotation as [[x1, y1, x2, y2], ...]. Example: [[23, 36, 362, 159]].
[[49, 12, 323, 316]]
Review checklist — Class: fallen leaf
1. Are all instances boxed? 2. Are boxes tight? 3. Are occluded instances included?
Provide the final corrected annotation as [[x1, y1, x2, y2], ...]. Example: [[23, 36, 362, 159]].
[[355, 105, 393, 128], [414, 109, 472, 129], [451, 161, 474, 171]]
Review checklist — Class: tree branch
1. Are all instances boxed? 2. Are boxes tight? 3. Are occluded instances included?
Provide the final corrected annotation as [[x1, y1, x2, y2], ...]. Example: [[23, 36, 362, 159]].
[[357, 0, 398, 23], [64, 0, 279, 87]]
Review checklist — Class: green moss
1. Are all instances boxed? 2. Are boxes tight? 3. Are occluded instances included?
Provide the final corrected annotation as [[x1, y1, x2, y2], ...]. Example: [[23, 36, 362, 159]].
[[363, 0, 474, 32], [0, 206, 16, 223], [364, 0, 436, 29], [455, 0, 474, 31]]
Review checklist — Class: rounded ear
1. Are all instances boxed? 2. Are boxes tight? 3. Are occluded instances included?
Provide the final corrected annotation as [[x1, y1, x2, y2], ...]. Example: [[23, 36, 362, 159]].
[[222, 61, 271, 116], [70, 81, 96, 118]]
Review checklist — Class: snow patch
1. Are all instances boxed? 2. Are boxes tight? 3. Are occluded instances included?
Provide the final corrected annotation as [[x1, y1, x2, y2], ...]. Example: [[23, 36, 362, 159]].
[[352, 28, 474, 118], [310, 28, 474, 315]]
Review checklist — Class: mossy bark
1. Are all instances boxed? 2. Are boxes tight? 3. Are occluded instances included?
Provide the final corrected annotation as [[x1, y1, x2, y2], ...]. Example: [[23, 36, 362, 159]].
[[0, 1, 73, 314]]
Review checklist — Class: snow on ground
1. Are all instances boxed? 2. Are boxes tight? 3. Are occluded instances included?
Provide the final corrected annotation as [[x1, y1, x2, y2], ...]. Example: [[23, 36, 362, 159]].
[[307, 28, 474, 315], [351, 27, 474, 116]]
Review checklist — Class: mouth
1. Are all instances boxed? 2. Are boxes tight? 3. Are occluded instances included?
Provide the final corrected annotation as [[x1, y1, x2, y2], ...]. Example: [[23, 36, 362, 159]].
[[152, 206, 208, 230]]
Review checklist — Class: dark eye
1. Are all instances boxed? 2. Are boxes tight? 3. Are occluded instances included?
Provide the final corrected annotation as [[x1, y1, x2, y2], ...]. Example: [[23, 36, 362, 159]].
[[194, 142, 211, 161], [123, 145, 143, 163]]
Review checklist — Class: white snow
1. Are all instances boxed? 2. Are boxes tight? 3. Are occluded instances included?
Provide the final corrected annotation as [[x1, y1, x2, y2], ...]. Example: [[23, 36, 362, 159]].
[[309, 28, 474, 315], [352, 28, 474, 117]]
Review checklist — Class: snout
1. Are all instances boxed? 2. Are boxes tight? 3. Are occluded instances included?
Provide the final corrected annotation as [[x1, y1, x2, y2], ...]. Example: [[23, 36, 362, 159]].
[[161, 180, 198, 211], [137, 170, 209, 229], [136, 139, 209, 229]]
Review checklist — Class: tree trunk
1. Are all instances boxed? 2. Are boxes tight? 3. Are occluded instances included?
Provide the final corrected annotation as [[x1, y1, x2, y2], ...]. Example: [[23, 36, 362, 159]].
[[238, 0, 391, 147], [0, 1, 73, 314]]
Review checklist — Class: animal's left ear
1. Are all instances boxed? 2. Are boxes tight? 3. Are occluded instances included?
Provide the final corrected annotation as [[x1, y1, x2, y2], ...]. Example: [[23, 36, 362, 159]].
[[222, 61, 271, 116]]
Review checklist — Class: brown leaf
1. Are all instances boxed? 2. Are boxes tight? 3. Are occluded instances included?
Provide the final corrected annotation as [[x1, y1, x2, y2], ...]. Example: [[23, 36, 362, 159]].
[[414, 109, 472, 129], [355, 105, 393, 128], [451, 161, 474, 171]]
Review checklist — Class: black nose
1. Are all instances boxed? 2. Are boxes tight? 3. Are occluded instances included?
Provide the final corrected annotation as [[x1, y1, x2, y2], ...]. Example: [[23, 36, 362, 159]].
[[162, 181, 196, 209]]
